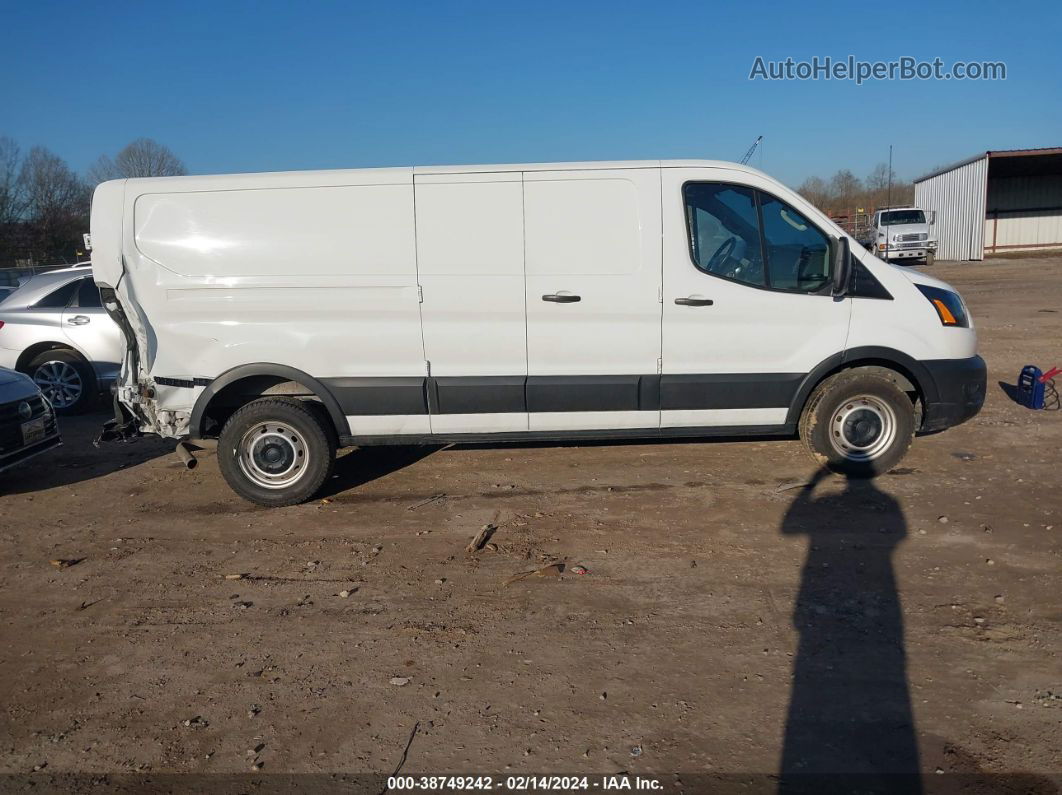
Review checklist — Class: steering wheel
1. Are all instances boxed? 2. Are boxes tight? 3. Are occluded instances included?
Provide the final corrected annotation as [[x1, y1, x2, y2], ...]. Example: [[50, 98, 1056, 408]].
[[705, 236, 737, 273], [796, 246, 827, 289]]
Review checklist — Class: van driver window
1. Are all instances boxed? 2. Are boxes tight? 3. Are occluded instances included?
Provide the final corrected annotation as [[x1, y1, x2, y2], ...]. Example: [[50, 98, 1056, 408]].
[[683, 182, 831, 293], [683, 183, 764, 287], [758, 193, 831, 292]]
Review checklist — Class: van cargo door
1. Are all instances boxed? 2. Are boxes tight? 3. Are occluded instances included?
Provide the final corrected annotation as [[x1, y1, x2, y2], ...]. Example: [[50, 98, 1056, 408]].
[[414, 173, 528, 434], [522, 168, 663, 432]]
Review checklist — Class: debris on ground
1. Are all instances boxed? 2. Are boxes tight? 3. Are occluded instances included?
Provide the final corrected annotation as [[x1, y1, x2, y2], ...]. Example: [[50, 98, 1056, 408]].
[[389, 677, 411, 686], [775, 480, 814, 493], [466, 524, 497, 554], [49, 558, 83, 569], [571, 565, 589, 575], [224, 573, 246, 580], [407, 493, 446, 511], [388, 722, 421, 778], [504, 562, 565, 586]]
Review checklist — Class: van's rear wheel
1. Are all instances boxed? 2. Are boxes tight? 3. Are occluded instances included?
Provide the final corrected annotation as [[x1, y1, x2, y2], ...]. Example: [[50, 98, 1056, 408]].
[[799, 370, 915, 477], [218, 398, 335, 507]]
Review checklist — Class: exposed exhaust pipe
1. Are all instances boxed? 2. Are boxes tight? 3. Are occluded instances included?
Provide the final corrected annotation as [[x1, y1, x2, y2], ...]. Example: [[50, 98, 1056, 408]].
[[175, 441, 198, 470]]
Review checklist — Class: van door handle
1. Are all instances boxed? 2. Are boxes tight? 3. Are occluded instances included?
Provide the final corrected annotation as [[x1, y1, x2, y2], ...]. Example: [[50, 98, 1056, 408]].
[[67, 315, 91, 325], [542, 293, 581, 303], [674, 297, 714, 306]]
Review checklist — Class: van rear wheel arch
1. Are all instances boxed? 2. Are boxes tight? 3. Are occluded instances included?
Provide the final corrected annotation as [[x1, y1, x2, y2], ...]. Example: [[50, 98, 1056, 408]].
[[190, 364, 350, 441]]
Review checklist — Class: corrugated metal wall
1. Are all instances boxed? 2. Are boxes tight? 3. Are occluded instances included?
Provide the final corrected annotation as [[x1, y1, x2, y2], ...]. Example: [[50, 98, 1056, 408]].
[[915, 156, 988, 261], [984, 174, 1062, 253]]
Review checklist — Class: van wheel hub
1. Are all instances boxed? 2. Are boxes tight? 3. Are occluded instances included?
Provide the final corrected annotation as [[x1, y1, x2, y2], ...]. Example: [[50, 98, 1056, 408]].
[[829, 395, 896, 461], [239, 422, 308, 488]]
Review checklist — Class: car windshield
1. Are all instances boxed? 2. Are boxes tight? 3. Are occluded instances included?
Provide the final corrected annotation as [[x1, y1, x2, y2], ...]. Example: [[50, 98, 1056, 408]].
[[881, 209, 925, 225]]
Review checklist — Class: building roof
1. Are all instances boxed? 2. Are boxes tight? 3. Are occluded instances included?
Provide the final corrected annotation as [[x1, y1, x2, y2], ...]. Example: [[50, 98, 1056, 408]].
[[915, 147, 1062, 183]]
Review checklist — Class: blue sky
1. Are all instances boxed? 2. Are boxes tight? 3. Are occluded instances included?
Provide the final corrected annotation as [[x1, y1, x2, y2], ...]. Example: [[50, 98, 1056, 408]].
[[3, 0, 1060, 188]]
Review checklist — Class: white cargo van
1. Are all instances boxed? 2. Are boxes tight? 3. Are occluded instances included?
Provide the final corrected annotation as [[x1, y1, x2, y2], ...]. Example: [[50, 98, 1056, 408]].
[[90, 160, 986, 506]]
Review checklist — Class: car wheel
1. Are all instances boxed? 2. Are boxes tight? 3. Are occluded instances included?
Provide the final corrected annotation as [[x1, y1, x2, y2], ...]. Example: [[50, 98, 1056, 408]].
[[217, 398, 336, 507], [799, 370, 916, 477], [27, 349, 96, 414], [925, 252, 935, 266]]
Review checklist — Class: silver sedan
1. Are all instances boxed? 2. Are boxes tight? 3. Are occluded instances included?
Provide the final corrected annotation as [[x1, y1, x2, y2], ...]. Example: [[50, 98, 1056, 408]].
[[0, 268, 123, 414]]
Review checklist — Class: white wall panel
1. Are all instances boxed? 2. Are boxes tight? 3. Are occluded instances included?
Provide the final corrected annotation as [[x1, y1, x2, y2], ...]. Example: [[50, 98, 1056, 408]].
[[915, 156, 988, 261]]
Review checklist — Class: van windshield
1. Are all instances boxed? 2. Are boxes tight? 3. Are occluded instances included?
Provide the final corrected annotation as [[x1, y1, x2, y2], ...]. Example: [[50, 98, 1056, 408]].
[[880, 209, 925, 225]]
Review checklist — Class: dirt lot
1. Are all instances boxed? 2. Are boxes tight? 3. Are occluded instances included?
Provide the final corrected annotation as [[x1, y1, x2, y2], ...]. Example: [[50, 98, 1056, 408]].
[[1, 255, 1059, 791]]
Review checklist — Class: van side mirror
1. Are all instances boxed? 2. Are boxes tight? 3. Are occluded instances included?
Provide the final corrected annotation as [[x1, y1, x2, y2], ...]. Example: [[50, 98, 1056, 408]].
[[832, 237, 851, 296], [927, 210, 936, 225]]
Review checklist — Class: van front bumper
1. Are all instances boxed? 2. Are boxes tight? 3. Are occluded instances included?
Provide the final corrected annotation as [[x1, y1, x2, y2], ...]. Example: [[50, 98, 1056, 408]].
[[920, 355, 987, 432]]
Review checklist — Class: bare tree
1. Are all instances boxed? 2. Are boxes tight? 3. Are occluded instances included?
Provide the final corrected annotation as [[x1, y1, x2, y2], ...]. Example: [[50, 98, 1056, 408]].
[[0, 136, 23, 224], [88, 138, 186, 183], [865, 163, 896, 193], [18, 146, 89, 260], [796, 166, 915, 220], [796, 176, 830, 209], [828, 169, 862, 211]]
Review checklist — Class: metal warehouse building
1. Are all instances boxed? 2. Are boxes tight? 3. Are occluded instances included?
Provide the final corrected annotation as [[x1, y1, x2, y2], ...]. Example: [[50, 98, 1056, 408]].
[[914, 147, 1062, 261]]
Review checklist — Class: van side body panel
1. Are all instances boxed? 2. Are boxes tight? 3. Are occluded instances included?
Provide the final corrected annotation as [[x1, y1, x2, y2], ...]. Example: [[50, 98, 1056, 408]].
[[91, 160, 980, 445], [112, 167, 432, 436]]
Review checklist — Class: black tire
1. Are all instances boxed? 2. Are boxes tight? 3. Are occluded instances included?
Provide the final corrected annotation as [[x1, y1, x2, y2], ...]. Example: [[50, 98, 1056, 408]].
[[25, 349, 97, 415], [217, 398, 336, 507], [925, 252, 935, 266], [799, 370, 916, 478]]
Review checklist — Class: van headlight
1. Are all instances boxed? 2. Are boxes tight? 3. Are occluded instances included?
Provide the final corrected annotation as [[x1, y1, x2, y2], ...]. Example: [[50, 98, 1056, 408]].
[[916, 285, 969, 327]]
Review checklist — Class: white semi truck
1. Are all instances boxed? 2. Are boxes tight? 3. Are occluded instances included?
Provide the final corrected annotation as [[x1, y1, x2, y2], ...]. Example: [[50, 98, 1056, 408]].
[[868, 206, 937, 265]]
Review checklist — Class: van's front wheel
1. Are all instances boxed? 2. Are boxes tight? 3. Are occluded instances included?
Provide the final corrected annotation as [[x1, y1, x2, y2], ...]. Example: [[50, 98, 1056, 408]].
[[799, 371, 916, 477], [218, 398, 335, 506]]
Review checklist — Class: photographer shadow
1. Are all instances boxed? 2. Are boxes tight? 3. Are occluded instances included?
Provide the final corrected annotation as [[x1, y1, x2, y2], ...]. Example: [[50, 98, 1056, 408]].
[[779, 469, 921, 794]]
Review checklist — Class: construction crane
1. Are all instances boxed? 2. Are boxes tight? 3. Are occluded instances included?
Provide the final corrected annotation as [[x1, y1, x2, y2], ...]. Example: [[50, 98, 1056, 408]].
[[740, 135, 762, 165]]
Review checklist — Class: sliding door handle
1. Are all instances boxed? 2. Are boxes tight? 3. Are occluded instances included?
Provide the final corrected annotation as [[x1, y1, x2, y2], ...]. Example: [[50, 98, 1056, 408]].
[[674, 296, 714, 306], [542, 293, 581, 303]]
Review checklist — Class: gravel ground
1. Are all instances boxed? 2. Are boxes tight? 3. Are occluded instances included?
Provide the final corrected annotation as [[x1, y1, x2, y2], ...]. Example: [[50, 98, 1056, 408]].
[[0, 254, 1059, 792]]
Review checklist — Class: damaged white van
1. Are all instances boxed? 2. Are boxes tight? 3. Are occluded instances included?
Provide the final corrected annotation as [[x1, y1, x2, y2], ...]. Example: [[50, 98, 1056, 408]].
[[90, 160, 986, 506]]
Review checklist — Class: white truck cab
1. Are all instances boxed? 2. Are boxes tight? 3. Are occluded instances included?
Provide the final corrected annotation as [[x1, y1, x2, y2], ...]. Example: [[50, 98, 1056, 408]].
[[870, 206, 938, 265], [90, 160, 985, 506]]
